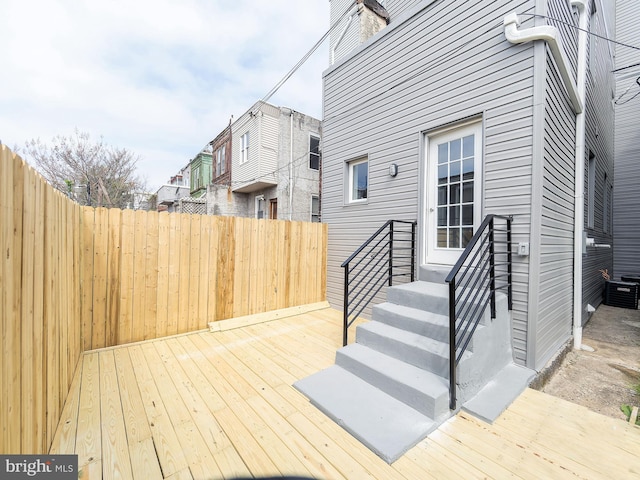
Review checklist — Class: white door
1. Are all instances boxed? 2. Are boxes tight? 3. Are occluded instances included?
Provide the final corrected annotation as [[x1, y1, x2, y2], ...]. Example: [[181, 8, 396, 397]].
[[425, 121, 483, 266]]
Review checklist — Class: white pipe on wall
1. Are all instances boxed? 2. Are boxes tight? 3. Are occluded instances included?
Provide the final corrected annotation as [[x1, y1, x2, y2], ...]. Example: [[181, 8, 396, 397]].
[[504, 2, 589, 351], [570, 0, 589, 350], [503, 12, 583, 114]]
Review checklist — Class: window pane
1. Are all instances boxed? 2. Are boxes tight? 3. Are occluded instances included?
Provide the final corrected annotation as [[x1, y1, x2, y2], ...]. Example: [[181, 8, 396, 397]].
[[437, 228, 447, 247], [438, 143, 448, 164], [437, 207, 447, 226], [462, 181, 473, 202], [449, 228, 460, 248], [438, 165, 448, 185], [310, 135, 320, 170], [462, 134, 474, 158], [463, 159, 474, 180], [352, 161, 368, 200], [462, 227, 473, 247], [450, 139, 461, 160], [438, 186, 447, 206], [449, 206, 460, 226], [450, 161, 461, 182], [462, 205, 473, 225], [449, 183, 460, 204]]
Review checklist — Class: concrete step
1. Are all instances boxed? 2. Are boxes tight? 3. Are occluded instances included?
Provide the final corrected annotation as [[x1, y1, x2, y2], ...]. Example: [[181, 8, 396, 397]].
[[386, 281, 450, 315], [356, 321, 472, 378], [293, 365, 437, 463], [462, 363, 536, 423], [336, 343, 450, 419], [373, 302, 450, 341]]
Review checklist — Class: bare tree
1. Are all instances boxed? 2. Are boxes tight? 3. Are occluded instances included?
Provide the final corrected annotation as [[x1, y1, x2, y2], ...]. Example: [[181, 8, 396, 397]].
[[24, 129, 147, 209]]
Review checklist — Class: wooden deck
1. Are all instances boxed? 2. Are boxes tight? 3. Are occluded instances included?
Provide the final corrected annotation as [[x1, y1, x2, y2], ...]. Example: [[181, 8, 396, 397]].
[[50, 307, 640, 479]]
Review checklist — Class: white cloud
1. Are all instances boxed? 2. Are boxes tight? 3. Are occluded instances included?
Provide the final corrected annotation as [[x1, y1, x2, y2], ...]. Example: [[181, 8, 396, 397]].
[[0, 0, 329, 189]]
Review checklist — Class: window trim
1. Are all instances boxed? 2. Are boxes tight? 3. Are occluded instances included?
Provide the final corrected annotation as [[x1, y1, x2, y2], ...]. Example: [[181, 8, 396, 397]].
[[311, 194, 320, 222], [309, 134, 320, 171], [587, 151, 595, 229], [347, 157, 369, 204], [241, 132, 250, 165]]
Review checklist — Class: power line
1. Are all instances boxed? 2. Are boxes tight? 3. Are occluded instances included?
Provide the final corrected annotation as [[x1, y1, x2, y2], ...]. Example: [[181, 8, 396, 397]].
[[262, 1, 357, 104], [518, 12, 640, 51]]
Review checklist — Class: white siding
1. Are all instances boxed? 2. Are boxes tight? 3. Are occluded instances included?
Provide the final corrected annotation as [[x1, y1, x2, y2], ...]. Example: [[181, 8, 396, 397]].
[[614, 0, 640, 278], [322, 0, 537, 363]]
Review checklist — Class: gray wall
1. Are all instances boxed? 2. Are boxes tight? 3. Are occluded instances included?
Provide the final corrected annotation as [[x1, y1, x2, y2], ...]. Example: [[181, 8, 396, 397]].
[[614, 0, 640, 279], [322, 0, 615, 370], [323, 0, 538, 365]]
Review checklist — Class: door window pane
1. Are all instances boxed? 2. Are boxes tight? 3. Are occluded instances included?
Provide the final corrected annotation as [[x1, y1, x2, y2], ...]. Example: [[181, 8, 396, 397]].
[[432, 131, 477, 251]]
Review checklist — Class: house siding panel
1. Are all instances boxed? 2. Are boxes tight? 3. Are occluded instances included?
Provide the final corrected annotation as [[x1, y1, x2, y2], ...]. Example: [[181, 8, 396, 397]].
[[322, 0, 536, 364], [613, 0, 640, 278], [583, 0, 614, 311]]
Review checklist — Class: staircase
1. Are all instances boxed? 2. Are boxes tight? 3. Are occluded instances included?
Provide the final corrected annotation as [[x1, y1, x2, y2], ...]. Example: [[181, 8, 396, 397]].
[[294, 279, 534, 464]]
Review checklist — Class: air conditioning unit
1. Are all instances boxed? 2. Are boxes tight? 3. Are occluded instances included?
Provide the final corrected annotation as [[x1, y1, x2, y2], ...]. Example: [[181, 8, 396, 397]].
[[603, 281, 638, 310]]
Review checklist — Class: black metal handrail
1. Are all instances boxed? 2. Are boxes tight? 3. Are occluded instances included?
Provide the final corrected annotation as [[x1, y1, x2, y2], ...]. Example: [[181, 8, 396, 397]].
[[445, 214, 513, 410], [341, 220, 417, 346]]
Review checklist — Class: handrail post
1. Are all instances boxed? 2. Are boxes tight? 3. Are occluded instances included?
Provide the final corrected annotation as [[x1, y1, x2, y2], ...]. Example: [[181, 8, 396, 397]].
[[506, 217, 513, 310], [448, 277, 457, 410], [343, 265, 349, 346], [388, 221, 394, 287], [489, 217, 497, 319], [411, 221, 416, 282]]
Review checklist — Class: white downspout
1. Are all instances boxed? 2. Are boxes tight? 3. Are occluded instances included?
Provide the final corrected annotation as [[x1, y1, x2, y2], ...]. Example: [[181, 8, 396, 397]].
[[570, 0, 589, 350], [504, 3, 589, 350]]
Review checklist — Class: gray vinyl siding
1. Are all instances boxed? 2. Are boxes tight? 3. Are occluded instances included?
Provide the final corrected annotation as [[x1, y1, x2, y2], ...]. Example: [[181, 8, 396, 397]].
[[534, 51, 576, 370], [614, 0, 640, 278], [329, 0, 359, 64], [532, 0, 615, 369], [322, 0, 536, 364], [582, 0, 614, 307]]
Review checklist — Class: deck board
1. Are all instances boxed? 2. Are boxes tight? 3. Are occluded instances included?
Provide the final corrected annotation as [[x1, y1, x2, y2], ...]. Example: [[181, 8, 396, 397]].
[[50, 307, 640, 479]]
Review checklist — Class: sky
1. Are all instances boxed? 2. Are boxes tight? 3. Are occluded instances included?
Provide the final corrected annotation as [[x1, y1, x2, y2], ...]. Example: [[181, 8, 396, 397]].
[[0, 0, 329, 190]]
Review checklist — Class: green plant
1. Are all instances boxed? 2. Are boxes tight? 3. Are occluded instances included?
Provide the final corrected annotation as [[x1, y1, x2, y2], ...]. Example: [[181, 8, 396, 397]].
[[621, 405, 640, 426]]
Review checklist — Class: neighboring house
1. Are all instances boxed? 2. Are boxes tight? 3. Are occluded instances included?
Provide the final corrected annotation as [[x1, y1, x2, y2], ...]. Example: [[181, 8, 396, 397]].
[[207, 101, 322, 222], [613, 0, 640, 278], [322, 0, 614, 372], [155, 163, 191, 213], [190, 150, 213, 198]]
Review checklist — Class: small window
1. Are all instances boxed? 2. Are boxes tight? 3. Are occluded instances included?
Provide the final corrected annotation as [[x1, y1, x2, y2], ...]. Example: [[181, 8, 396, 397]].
[[587, 151, 595, 229], [348, 158, 368, 203], [216, 145, 226, 176], [309, 135, 320, 170], [269, 199, 278, 220], [256, 196, 265, 219], [241, 132, 250, 164], [604, 178, 612, 234], [311, 195, 320, 222]]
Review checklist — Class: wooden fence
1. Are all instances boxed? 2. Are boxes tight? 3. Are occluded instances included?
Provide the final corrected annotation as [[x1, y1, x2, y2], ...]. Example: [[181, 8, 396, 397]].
[[80, 208, 327, 350], [0, 145, 327, 454], [1, 145, 83, 454]]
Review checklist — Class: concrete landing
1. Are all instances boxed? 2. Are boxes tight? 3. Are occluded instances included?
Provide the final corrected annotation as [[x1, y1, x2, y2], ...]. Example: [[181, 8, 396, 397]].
[[294, 366, 438, 463], [462, 363, 536, 423]]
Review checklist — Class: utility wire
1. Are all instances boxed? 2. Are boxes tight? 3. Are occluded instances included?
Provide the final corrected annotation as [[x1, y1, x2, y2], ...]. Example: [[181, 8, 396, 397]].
[[261, 1, 356, 104], [518, 12, 640, 51]]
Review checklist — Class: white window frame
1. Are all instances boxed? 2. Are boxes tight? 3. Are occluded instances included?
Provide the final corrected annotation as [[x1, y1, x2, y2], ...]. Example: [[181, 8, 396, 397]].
[[587, 152, 595, 229], [311, 195, 320, 222], [216, 145, 226, 176], [241, 132, 250, 164], [309, 134, 320, 170], [348, 157, 368, 203], [255, 195, 265, 219]]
